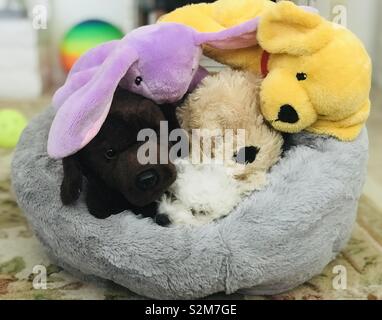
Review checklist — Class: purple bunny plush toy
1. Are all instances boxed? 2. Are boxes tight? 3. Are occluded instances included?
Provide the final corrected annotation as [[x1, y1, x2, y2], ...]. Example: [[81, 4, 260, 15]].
[[48, 20, 260, 159]]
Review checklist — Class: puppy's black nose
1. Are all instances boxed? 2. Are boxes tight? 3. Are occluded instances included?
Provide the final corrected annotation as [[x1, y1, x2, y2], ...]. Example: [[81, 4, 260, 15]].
[[278, 104, 299, 124], [136, 170, 159, 191], [155, 214, 171, 227]]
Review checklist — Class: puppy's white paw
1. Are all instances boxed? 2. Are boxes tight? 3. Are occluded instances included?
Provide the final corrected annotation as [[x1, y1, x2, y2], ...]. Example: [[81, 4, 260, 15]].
[[158, 158, 244, 226]]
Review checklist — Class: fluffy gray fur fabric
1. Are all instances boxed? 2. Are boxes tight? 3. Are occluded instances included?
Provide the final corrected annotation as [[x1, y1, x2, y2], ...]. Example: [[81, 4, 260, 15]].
[[12, 108, 369, 299]]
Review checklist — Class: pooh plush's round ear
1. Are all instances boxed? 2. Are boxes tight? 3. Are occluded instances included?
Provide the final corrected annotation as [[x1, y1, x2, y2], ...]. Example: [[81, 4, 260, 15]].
[[257, 1, 333, 56]]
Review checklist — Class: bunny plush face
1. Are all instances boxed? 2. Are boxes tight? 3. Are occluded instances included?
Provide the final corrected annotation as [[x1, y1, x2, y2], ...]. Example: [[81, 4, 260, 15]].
[[118, 24, 205, 104], [48, 19, 261, 159]]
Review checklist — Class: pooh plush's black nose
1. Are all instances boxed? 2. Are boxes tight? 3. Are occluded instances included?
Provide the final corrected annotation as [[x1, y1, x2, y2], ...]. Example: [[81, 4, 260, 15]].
[[278, 104, 299, 124]]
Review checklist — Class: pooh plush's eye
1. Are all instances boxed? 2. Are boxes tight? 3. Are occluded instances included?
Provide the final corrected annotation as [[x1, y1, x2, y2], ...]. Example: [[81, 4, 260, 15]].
[[135, 76, 143, 86], [296, 73, 307, 81], [105, 149, 117, 160], [234, 146, 260, 165]]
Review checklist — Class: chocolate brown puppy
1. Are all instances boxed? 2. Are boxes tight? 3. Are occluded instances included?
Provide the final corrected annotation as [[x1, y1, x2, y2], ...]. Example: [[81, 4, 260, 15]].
[[60, 87, 177, 220]]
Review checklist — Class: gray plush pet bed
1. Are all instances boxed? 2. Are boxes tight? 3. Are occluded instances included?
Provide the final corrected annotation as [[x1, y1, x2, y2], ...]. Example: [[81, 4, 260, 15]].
[[12, 108, 368, 299]]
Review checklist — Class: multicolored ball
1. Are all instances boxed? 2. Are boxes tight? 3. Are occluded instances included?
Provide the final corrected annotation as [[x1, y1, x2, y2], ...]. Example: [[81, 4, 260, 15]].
[[0, 109, 27, 149], [60, 19, 124, 73]]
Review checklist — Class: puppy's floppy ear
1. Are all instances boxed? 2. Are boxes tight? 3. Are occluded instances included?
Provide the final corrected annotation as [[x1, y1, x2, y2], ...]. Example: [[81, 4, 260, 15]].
[[61, 156, 83, 205], [257, 1, 333, 56]]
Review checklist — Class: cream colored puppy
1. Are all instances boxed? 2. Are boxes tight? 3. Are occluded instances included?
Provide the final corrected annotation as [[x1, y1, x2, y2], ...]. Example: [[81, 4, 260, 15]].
[[158, 69, 283, 226]]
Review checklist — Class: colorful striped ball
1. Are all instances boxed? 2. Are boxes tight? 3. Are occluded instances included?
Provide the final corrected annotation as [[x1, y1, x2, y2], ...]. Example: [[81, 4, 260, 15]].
[[60, 19, 124, 73]]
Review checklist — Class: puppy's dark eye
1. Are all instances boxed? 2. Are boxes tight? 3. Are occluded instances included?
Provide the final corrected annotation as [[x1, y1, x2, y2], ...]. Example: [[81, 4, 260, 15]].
[[135, 76, 143, 86], [296, 72, 307, 81], [234, 146, 260, 165], [105, 149, 117, 160]]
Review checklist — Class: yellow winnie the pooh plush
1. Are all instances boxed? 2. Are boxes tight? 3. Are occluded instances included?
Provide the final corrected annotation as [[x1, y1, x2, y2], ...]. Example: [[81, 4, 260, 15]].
[[160, 0, 372, 141]]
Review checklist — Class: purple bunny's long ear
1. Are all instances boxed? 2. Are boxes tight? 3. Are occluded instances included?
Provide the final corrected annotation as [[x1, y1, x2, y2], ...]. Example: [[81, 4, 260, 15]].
[[68, 40, 120, 76], [53, 41, 119, 110], [52, 67, 98, 110], [48, 45, 139, 159], [195, 17, 260, 50]]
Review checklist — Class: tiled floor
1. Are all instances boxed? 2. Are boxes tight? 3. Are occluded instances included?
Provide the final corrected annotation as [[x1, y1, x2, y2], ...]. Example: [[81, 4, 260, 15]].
[[0, 86, 381, 300]]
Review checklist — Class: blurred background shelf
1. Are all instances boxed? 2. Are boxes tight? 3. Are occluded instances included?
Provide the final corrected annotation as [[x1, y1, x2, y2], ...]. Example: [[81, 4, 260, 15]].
[[0, 0, 379, 96]]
